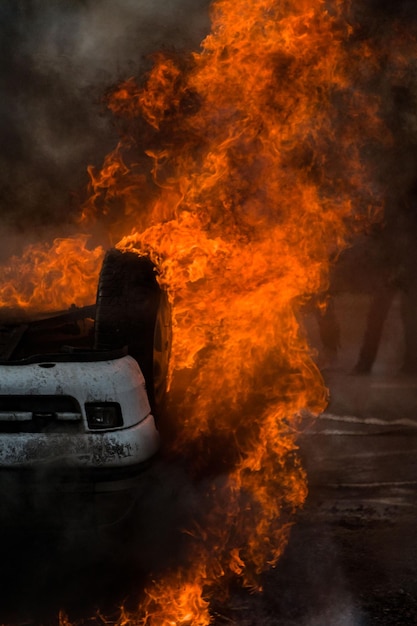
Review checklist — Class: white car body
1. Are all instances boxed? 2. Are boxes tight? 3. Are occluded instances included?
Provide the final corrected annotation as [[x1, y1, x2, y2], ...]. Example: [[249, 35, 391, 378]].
[[0, 354, 160, 470], [0, 251, 167, 532]]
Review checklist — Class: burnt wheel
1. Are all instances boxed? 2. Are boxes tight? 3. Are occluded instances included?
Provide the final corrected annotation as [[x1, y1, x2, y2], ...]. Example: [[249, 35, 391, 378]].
[[94, 249, 171, 413]]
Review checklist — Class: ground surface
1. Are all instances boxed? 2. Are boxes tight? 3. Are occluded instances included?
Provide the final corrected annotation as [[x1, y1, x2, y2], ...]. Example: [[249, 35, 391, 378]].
[[1, 294, 417, 625]]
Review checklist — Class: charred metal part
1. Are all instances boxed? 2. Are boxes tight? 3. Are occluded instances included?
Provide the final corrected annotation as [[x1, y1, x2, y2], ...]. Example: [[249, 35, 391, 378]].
[[0, 324, 28, 361]]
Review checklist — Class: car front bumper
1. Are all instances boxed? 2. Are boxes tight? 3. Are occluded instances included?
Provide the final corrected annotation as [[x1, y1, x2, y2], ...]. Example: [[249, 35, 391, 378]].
[[0, 412, 160, 470]]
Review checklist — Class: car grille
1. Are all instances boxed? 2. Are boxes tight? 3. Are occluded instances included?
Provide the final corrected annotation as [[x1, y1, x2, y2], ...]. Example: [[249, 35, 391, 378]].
[[0, 395, 82, 433]]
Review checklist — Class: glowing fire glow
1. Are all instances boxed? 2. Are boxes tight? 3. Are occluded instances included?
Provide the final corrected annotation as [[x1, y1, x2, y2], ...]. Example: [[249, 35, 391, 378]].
[[0, 235, 103, 312], [0, 0, 393, 622]]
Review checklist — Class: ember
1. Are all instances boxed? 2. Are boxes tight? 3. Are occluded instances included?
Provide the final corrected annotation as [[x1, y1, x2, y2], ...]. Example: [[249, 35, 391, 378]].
[[0, 0, 401, 622]]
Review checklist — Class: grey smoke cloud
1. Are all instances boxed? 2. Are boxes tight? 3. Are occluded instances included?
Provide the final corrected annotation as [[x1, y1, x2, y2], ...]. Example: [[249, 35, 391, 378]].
[[22, 0, 210, 85], [0, 0, 210, 241]]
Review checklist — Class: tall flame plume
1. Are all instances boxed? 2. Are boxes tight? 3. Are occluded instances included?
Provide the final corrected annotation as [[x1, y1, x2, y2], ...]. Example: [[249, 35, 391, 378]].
[[1, 0, 400, 622]]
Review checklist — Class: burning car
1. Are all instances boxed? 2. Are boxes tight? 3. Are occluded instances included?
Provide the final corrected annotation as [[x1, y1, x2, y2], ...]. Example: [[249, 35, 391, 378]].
[[0, 249, 171, 530]]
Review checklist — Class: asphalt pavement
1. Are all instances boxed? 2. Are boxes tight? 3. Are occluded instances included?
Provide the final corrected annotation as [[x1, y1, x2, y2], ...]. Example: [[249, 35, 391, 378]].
[[267, 292, 417, 626]]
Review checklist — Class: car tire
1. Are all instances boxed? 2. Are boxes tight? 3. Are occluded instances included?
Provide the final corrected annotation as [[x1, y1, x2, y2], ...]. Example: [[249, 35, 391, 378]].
[[94, 249, 171, 414]]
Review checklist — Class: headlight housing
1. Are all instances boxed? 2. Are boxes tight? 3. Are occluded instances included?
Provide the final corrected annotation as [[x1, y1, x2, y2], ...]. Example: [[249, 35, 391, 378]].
[[85, 402, 123, 430]]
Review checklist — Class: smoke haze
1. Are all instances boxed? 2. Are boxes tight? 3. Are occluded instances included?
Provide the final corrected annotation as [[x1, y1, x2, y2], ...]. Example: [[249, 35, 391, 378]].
[[0, 0, 210, 246]]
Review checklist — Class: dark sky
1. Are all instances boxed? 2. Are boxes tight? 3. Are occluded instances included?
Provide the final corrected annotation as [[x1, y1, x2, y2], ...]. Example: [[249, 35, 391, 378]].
[[0, 0, 416, 254]]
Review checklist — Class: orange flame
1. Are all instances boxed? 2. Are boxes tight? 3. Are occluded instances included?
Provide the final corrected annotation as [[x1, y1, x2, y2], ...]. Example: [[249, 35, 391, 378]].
[[91, 0, 386, 620], [0, 235, 103, 313], [0, 0, 400, 622]]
